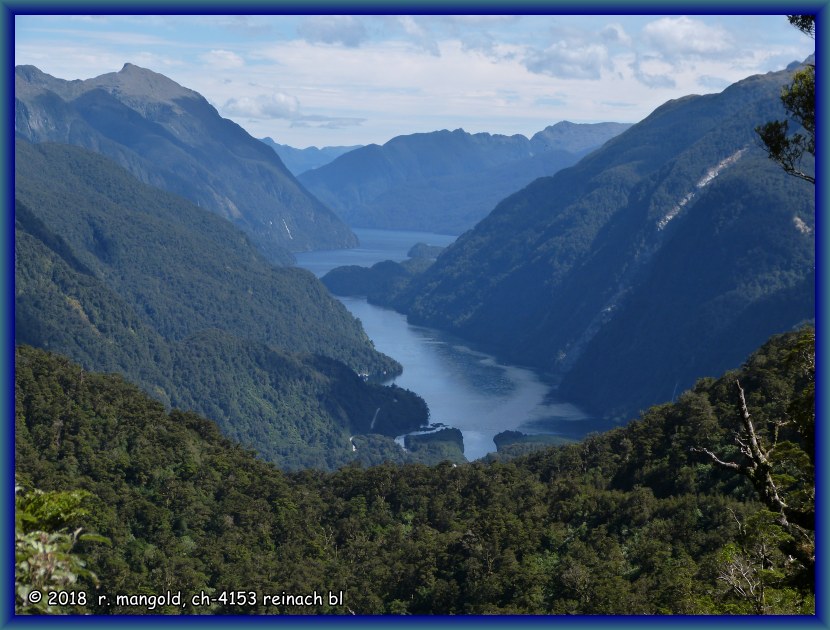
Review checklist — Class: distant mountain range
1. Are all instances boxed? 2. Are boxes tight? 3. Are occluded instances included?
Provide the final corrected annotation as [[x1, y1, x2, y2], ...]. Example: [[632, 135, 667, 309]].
[[260, 137, 362, 175], [298, 122, 631, 234], [13, 46, 815, 615], [350, 63, 814, 421], [14, 57, 814, 462], [15, 63, 356, 264]]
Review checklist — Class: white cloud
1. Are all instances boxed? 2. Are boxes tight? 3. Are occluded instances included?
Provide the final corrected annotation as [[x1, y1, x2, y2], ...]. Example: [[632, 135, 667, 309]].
[[214, 15, 274, 38], [630, 55, 677, 89], [642, 16, 732, 59], [441, 15, 519, 26], [600, 23, 632, 47], [291, 115, 365, 130], [524, 41, 609, 80], [298, 16, 368, 48], [222, 92, 299, 119], [397, 16, 440, 56], [14, 14, 815, 147], [201, 49, 244, 69]]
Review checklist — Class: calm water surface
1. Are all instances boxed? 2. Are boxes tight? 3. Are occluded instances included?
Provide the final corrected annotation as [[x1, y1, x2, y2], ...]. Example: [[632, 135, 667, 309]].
[[296, 228, 592, 460]]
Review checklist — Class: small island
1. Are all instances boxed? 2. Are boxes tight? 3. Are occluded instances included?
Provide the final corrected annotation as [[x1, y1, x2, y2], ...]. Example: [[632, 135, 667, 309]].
[[407, 242, 446, 259]]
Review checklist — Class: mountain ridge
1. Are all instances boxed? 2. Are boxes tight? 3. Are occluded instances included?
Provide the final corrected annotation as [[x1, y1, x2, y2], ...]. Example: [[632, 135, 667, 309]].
[[260, 137, 362, 175], [298, 121, 631, 233], [15, 63, 357, 264], [365, 63, 814, 420], [14, 138, 431, 469]]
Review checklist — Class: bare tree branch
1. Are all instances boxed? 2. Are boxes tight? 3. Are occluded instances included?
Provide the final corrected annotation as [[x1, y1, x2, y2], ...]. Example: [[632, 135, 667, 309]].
[[690, 446, 745, 473], [691, 381, 814, 532]]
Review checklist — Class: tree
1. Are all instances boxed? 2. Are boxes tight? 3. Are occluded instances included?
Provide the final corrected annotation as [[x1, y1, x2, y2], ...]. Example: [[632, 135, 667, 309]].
[[692, 382, 813, 530], [15, 480, 109, 614], [755, 15, 815, 184], [691, 327, 816, 582]]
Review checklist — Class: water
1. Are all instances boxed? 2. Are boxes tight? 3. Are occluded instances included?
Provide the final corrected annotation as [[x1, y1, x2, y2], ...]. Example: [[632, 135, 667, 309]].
[[295, 228, 457, 277], [296, 229, 593, 461]]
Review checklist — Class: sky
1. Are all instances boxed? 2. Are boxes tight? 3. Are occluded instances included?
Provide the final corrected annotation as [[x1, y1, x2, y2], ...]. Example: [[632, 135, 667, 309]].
[[14, 13, 816, 148]]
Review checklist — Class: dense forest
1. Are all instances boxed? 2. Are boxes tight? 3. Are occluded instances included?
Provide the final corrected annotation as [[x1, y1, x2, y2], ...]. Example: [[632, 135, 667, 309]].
[[13, 25, 816, 617], [356, 62, 816, 423], [14, 139, 452, 470], [15, 327, 814, 614]]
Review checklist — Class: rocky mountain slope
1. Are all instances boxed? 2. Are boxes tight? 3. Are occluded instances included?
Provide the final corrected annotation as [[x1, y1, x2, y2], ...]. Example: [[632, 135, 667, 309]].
[[388, 64, 814, 420], [15, 63, 356, 264]]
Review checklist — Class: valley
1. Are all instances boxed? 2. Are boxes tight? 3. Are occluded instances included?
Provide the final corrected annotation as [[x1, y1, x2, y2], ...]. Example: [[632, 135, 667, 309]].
[[297, 229, 608, 460], [13, 13, 816, 617], [374, 62, 815, 422]]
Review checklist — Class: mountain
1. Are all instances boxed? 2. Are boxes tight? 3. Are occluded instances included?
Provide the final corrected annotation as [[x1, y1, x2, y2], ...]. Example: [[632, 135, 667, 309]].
[[14, 63, 357, 264], [15, 326, 814, 613], [389, 64, 814, 420], [260, 137, 362, 175], [14, 139, 434, 470], [13, 139, 380, 367], [298, 122, 631, 234]]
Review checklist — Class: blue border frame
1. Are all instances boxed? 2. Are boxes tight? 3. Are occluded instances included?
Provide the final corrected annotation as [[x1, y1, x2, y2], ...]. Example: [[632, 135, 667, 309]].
[[816, 4, 827, 628], [3, 1, 828, 628], [3, 1, 13, 627]]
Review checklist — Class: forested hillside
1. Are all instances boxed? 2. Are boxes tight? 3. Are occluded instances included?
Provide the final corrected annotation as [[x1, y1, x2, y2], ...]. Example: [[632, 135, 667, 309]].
[[14, 139, 438, 470], [15, 327, 814, 614], [298, 122, 630, 234], [390, 63, 815, 421], [15, 63, 356, 262], [14, 140, 389, 371]]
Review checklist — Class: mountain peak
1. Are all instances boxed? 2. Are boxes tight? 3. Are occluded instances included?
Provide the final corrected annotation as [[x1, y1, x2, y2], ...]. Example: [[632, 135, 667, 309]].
[[15, 64, 358, 258], [15, 64, 82, 98], [15, 64, 47, 80], [530, 120, 633, 154], [90, 62, 198, 105], [15, 62, 199, 106]]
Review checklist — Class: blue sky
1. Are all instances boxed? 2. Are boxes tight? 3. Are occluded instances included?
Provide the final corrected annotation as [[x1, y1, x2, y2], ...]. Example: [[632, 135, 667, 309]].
[[14, 13, 815, 148]]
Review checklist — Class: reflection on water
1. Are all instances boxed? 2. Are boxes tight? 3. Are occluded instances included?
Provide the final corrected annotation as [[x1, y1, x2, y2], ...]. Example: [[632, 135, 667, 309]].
[[296, 229, 598, 460]]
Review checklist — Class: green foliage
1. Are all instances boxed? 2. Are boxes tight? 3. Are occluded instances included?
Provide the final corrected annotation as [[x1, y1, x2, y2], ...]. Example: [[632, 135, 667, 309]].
[[756, 16, 815, 184], [17, 486, 92, 533], [788, 14, 815, 37], [15, 328, 814, 615], [403, 428, 466, 464], [15, 482, 108, 614], [713, 510, 813, 614], [14, 139, 395, 376], [322, 259, 428, 306], [14, 55, 816, 618], [756, 67, 815, 184], [167, 329, 427, 469], [407, 243, 446, 259], [14, 139, 431, 470], [392, 65, 814, 421]]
